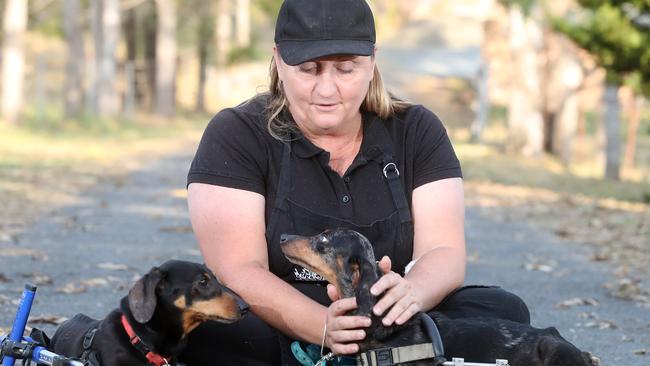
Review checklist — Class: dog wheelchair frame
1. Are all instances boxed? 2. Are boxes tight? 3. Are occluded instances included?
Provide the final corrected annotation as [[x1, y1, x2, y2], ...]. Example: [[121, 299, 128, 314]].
[[0, 285, 83, 366]]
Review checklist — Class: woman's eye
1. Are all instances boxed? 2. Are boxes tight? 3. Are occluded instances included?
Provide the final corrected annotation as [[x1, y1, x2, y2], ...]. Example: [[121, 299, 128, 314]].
[[298, 63, 318, 74], [336, 62, 355, 74]]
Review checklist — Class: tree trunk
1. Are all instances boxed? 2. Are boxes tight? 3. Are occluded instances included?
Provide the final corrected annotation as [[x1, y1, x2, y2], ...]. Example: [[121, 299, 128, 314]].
[[196, 1, 212, 113], [87, 0, 101, 115], [603, 84, 621, 180], [235, 0, 250, 48], [144, 2, 157, 111], [155, 0, 177, 117], [553, 92, 579, 166], [470, 60, 489, 143], [546, 35, 583, 166], [1, 0, 28, 124], [506, 5, 544, 156], [63, 0, 85, 119], [622, 92, 641, 170], [98, 0, 120, 117], [123, 7, 137, 116], [215, 0, 233, 67], [124, 7, 137, 63]]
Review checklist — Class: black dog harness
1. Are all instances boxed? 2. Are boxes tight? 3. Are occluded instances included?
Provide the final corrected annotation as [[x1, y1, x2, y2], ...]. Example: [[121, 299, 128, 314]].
[[356, 314, 446, 366]]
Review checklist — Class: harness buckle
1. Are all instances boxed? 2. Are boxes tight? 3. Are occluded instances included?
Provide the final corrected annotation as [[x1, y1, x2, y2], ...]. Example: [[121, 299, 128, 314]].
[[374, 347, 393, 366], [382, 163, 399, 178]]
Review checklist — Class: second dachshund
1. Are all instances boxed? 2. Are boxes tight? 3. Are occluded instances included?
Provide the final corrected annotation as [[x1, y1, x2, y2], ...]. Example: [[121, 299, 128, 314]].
[[280, 228, 597, 366]]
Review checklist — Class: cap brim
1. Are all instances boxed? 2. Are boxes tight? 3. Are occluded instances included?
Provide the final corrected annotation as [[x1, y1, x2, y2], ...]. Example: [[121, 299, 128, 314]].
[[277, 39, 375, 66]]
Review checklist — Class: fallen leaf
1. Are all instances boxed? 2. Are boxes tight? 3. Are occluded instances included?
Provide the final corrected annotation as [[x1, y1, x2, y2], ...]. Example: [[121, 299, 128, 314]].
[[98, 262, 130, 271], [584, 320, 617, 330], [523, 262, 554, 272], [20, 273, 53, 286], [28, 315, 68, 325], [0, 233, 13, 243], [556, 297, 599, 309], [159, 226, 193, 234], [0, 247, 48, 261], [82, 278, 109, 287], [57, 283, 87, 294]]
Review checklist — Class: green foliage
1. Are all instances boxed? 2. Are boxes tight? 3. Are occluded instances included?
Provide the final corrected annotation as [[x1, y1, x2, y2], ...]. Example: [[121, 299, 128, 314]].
[[255, 0, 283, 18], [29, 0, 64, 37], [552, 1, 650, 97], [498, 0, 537, 15], [228, 43, 266, 64]]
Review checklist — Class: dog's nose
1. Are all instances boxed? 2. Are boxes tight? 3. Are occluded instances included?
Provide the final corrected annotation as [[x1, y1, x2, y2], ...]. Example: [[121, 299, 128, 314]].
[[238, 299, 250, 315]]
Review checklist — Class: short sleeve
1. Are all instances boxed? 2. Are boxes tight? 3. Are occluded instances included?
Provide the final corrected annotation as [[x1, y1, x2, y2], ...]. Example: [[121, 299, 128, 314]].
[[187, 108, 268, 195], [410, 106, 462, 188]]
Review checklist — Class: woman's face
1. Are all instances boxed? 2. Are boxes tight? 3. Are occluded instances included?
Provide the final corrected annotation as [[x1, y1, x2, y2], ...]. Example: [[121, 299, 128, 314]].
[[274, 48, 376, 136]]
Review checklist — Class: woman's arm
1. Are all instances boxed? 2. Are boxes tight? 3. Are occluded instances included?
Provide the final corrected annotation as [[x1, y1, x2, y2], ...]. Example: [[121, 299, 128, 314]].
[[187, 182, 369, 349], [370, 177, 466, 325]]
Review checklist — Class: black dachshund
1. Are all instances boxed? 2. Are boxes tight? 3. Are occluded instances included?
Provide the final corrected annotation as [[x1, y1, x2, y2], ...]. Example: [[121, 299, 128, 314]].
[[50, 260, 249, 365], [280, 228, 598, 366]]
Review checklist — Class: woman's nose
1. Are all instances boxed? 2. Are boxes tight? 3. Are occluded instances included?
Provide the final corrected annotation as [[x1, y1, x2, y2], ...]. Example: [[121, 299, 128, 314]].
[[314, 70, 337, 97]]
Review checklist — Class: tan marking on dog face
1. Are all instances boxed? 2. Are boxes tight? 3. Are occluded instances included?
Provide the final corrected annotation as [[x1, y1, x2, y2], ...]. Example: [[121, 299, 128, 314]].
[[349, 263, 360, 288], [282, 239, 337, 284], [174, 296, 186, 309], [181, 293, 242, 336]]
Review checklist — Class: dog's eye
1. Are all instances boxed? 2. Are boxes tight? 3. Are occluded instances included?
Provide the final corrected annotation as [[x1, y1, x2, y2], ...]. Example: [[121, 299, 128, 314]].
[[198, 276, 209, 287]]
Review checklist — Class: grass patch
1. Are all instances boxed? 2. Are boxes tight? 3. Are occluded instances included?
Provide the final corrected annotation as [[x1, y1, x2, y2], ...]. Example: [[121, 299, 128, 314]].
[[0, 113, 209, 240], [456, 141, 650, 203]]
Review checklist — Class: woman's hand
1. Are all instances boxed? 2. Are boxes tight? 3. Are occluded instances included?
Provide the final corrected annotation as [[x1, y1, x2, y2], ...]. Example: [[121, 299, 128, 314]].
[[371, 256, 423, 326], [324, 284, 372, 355]]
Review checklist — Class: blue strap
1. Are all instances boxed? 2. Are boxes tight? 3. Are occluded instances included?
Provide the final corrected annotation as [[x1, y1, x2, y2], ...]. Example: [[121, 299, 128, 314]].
[[291, 341, 316, 366], [290, 342, 357, 366]]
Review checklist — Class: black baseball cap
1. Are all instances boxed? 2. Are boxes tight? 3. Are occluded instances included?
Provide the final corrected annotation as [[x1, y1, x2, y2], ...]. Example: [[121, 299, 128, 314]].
[[274, 0, 376, 66]]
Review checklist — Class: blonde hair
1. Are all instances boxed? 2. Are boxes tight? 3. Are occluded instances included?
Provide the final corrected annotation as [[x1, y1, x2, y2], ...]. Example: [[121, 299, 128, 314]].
[[265, 56, 410, 141]]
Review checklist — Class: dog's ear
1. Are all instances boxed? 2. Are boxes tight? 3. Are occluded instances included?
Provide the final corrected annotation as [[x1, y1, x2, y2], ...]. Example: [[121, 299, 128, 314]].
[[350, 261, 361, 288], [128, 267, 164, 323], [533, 335, 556, 364]]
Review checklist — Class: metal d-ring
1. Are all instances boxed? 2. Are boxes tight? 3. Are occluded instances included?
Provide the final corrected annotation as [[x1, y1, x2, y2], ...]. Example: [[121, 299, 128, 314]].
[[382, 162, 399, 178]]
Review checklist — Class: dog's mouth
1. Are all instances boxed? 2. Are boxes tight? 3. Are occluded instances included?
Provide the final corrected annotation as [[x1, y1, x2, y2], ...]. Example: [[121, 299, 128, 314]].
[[284, 254, 314, 271], [207, 314, 243, 324]]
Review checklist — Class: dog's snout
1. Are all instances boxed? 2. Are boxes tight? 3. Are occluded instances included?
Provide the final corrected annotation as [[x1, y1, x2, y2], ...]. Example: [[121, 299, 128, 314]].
[[238, 299, 250, 315], [280, 234, 297, 244]]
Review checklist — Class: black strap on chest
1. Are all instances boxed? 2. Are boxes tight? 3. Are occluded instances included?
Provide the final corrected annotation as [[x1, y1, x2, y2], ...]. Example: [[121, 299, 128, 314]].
[[265, 141, 292, 239], [363, 145, 412, 225]]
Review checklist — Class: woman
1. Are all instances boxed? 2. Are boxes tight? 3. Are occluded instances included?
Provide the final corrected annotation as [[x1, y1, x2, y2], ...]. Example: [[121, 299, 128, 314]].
[[182, 0, 529, 364]]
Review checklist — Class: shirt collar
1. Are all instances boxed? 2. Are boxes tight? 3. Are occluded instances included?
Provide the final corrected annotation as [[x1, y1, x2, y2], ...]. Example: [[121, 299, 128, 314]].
[[290, 111, 388, 160]]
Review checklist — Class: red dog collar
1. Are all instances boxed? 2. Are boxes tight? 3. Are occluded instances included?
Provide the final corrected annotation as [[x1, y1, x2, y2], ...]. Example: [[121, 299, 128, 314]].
[[121, 314, 171, 366]]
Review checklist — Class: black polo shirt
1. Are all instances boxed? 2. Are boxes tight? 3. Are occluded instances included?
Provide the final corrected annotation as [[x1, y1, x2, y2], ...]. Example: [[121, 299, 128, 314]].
[[187, 94, 462, 236]]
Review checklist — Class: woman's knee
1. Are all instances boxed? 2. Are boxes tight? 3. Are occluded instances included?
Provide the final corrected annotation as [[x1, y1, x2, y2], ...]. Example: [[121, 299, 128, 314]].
[[434, 285, 530, 324]]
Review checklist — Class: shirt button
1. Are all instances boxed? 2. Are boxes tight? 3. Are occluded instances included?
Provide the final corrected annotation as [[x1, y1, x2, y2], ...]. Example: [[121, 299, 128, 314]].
[[343, 176, 351, 183], [342, 195, 350, 203]]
